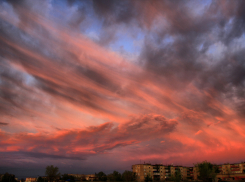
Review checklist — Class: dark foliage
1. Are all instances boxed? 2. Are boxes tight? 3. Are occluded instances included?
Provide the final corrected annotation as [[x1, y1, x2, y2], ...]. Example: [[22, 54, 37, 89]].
[[37, 177, 45, 182], [95, 172, 107, 181], [107, 171, 122, 181], [122, 170, 136, 181], [45, 165, 60, 182], [144, 174, 152, 182], [61, 174, 75, 182], [1, 173, 17, 182], [196, 161, 217, 182]]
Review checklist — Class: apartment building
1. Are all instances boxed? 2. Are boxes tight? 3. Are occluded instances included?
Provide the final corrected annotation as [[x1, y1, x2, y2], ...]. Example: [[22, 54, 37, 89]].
[[187, 167, 194, 180], [216, 162, 245, 180], [178, 166, 187, 180], [132, 163, 192, 181], [132, 163, 154, 181]]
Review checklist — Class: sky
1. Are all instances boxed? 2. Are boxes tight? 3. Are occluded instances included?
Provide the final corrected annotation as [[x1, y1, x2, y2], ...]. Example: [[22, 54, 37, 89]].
[[0, 0, 245, 178]]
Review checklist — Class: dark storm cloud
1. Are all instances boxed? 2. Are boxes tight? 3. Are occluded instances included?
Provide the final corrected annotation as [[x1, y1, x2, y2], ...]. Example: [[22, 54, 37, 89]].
[[0, 151, 85, 160], [0, 15, 123, 118], [217, 0, 245, 44], [131, 0, 245, 119], [35, 76, 111, 114], [0, 59, 38, 118], [0, 122, 8, 125], [87, 0, 245, 109], [92, 0, 135, 25]]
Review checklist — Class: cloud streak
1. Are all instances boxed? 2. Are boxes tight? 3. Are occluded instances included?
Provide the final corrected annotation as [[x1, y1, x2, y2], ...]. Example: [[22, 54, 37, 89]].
[[0, 114, 177, 159]]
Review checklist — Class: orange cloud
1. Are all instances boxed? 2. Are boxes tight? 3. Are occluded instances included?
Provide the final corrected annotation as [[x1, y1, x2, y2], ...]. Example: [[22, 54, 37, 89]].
[[195, 130, 203, 135]]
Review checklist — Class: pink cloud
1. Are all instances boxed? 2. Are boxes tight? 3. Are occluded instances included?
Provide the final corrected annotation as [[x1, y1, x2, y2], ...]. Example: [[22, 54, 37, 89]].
[[195, 130, 203, 135]]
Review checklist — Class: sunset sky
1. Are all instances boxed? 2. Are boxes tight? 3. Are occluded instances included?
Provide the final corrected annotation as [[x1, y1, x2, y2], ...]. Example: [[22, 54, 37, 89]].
[[1, 0, 245, 178]]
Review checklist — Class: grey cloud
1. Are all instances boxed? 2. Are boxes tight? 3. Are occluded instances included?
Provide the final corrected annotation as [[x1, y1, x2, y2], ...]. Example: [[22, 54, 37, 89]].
[[136, 0, 245, 119], [0, 151, 85, 160]]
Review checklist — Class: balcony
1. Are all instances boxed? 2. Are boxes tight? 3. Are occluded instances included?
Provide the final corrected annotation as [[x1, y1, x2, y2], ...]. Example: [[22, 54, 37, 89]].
[[153, 173, 160, 175], [231, 168, 240, 171]]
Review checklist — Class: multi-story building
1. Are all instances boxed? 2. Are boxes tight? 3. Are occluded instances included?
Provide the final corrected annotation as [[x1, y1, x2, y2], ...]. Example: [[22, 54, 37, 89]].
[[215, 162, 245, 181], [132, 163, 154, 181], [178, 166, 187, 180], [187, 167, 194, 180], [193, 166, 198, 180], [164, 165, 171, 179], [132, 164, 191, 181], [152, 164, 165, 181]]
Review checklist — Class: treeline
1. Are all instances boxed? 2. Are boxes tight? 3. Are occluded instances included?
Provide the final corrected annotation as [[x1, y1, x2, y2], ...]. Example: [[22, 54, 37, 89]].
[[0, 161, 227, 182], [0, 173, 21, 182], [58, 171, 136, 182], [44, 165, 136, 181], [0, 166, 136, 182], [96, 171, 136, 181]]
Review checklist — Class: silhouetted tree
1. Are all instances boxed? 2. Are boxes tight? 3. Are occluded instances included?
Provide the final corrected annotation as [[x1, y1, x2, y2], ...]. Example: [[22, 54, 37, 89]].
[[214, 166, 220, 174], [196, 161, 217, 182], [95, 172, 107, 181], [170, 170, 181, 182], [1, 173, 17, 182], [122, 170, 136, 181], [37, 177, 45, 182], [144, 174, 152, 182], [107, 171, 121, 181], [61, 174, 75, 182], [45, 165, 60, 182]]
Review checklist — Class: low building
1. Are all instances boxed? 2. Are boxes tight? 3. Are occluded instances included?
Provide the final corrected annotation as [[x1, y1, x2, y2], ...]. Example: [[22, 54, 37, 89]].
[[26, 178, 37, 182], [68, 174, 97, 181], [85, 174, 97, 181]]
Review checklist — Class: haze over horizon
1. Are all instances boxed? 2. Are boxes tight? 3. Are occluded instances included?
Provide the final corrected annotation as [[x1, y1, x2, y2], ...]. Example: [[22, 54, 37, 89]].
[[0, 0, 245, 178]]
